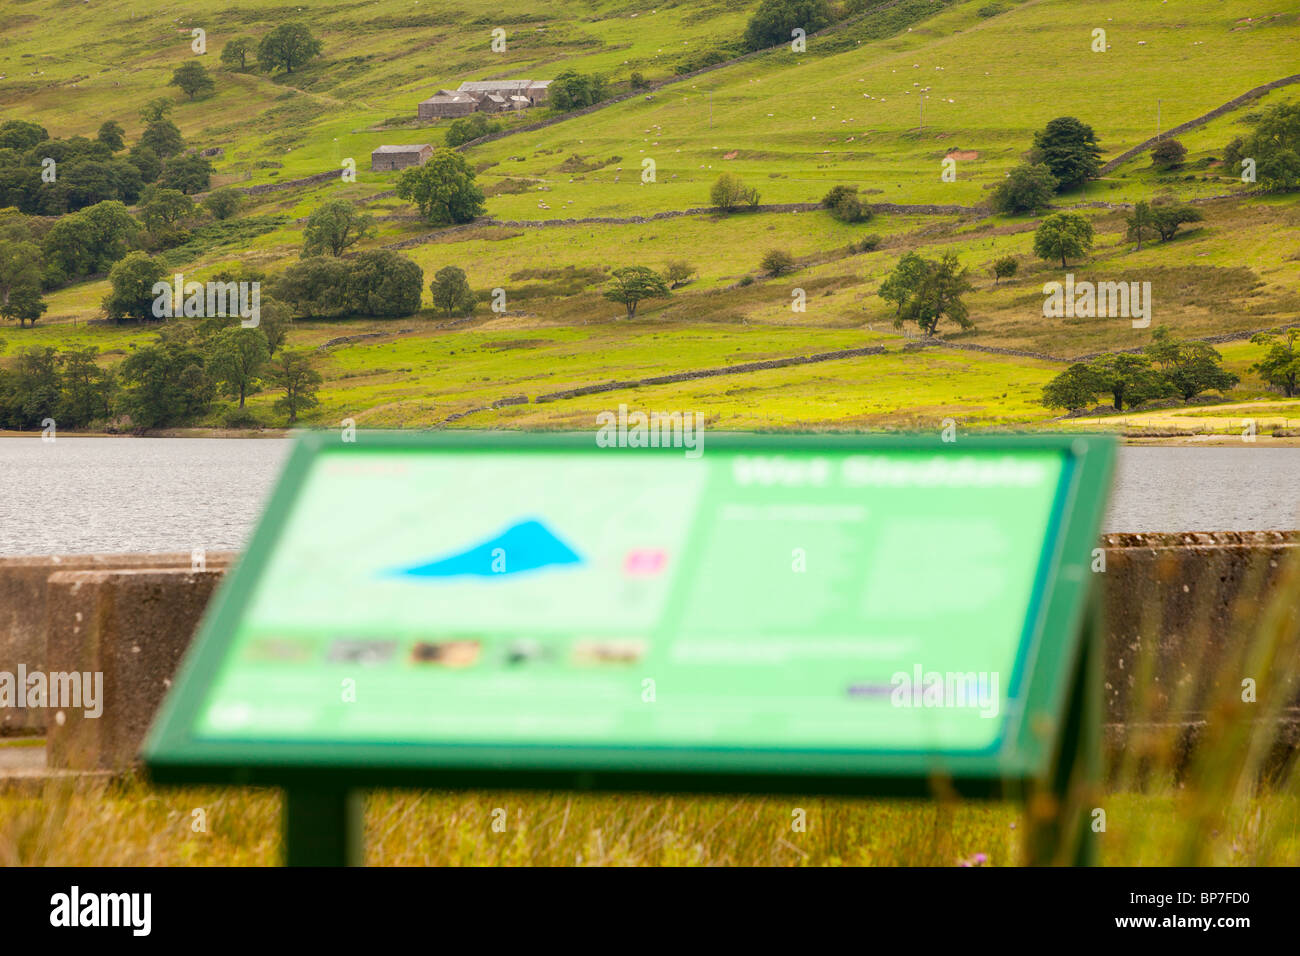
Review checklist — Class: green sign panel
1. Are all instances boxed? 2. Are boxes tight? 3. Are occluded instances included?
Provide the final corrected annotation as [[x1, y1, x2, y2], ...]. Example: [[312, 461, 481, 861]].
[[145, 432, 1114, 804]]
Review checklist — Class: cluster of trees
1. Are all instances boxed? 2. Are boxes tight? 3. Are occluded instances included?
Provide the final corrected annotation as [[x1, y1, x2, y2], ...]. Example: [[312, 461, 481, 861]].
[[1224, 103, 1300, 192], [1024, 201, 1199, 269], [277, 200, 422, 317], [0, 107, 211, 217], [2, 175, 243, 326], [19, 190, 419, 327], [1044, 328, 1229, 412], [1041, 327, 1239, 412], [0, 346, 115, 430], [220, 24, 323, 76], [550, 71, 609, 111], [445, 113, 503, 148], [272, 251, 424, 319], [710, 173, 761, 211], [1125, 199, 1202, 250], [0, 314, 321, 431], [1, 201, 139, 321], [958, 200, 1199, 285], [743, 0, 833, 52], [146, 24, 326, 106], [424, 259, 697, 320], [991, 116, 1102, 213], [1, 208, 51, 326], [878, 252, 975, 336], [990, 103, 1298, 220]]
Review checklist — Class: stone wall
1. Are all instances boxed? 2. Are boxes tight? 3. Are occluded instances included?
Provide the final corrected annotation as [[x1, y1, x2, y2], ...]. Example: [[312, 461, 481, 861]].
[[0, 553, 236, 734], [3, 534, 1298, 771], [1097, 74, 1300, 174], [45, 569, 225, 771]]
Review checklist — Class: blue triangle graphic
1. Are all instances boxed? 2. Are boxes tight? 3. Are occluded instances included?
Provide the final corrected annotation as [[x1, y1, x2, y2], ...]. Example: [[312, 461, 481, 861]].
[[390, 518, 582, 579]]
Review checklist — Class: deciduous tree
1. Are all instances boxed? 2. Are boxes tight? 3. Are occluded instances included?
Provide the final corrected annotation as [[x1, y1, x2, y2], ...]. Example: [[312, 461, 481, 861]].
[[267, 349, 322, 424], [220, 37, 257, 71], [102, 251, 167, 322], [97, 121, 126, 152], [990, 163, 1057, 214], [170, 61, 214, 100], [1033, 212, 1094, 268], [257, 24, 323, 75], [302, 199, 375, 257], [891, 252, 975, 337], [347, 250, 423, 317], [1249, 327, 1300, 397], [395, 150, 485, 226], [206, 325, 269, 408], [604, 266, 670, 318], [428, 265, 475, 317], [0, 237, 47, 327]]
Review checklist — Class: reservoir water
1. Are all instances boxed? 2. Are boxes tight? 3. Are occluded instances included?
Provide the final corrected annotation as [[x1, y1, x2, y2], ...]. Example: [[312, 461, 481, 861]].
[[1, 438, 1297, 555]]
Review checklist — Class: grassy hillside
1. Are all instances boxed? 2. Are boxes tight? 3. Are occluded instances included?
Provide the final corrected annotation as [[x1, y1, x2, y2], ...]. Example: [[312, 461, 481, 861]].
[[2, 0, 1298, 433], [1, 0, 753, 184]]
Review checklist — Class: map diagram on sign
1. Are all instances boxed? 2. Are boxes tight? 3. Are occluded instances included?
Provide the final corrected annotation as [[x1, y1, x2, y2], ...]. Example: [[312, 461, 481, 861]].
[[192, 446, 1070, 755], [389, 518, 584, 579]]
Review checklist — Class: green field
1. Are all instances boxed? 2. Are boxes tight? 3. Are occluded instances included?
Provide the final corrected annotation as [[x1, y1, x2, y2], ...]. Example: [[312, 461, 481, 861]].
[[2, 0, 1298, 430]]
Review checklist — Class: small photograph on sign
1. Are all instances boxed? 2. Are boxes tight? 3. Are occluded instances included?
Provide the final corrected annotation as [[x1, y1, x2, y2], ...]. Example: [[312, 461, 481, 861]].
[[410, 640, 482, 668], [502, 639, 555, 667], [572, 639, 648, 666], [326, 640, 399, 666]]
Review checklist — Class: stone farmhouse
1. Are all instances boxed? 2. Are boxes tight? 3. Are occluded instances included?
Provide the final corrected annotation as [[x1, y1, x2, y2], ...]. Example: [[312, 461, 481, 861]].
[[418, 80, 552, 120], [370, 143, 433, 172]]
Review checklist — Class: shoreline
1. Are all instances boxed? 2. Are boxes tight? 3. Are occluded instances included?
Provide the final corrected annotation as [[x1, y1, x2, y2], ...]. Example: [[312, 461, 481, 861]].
[[0, 428, 292, 439], [5, 427, 1300, 446], [3, 427, 1299, 446]]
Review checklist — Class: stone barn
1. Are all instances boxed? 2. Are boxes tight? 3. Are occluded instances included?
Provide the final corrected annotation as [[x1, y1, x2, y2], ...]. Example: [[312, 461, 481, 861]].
[[370, 144, 433, 172], [456, 79, 552, 108], [416, 79, 552, 123], [418, 90, 477, 120]]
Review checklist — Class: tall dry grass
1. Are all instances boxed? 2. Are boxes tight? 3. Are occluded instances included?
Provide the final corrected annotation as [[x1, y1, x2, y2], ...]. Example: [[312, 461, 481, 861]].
[[1, 546, 1296, 866]]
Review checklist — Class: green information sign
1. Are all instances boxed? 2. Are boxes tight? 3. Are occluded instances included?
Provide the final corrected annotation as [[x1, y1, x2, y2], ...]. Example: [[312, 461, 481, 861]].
[[144, 432, 1115, 865]]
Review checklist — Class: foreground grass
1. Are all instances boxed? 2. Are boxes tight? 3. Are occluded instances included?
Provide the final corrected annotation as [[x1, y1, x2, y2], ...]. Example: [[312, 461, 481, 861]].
[[2, 778, 1297, 866]]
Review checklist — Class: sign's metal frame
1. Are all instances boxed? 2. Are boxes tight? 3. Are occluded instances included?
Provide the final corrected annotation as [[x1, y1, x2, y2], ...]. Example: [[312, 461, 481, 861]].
[[143, 431, 1115, 866]]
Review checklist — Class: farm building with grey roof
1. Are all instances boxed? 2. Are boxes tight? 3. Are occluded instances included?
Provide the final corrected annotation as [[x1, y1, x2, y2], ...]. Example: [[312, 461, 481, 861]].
[[370, 143, 433, 171], [418, 80, 551, 121]]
